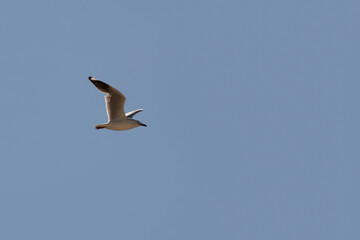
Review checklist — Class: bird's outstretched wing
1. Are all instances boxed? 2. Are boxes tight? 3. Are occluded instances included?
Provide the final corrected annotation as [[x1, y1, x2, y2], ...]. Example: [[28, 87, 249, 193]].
[[126, 109, 144, 118], [89, 76, 127, 121]]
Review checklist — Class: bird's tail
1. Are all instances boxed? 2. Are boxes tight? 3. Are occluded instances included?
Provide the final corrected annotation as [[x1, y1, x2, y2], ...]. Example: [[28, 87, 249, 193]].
[[94, 124, 106, 130]]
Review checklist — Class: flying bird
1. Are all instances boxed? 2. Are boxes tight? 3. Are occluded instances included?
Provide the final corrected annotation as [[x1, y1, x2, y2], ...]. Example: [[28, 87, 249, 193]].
[[88, 76, 147, 131]]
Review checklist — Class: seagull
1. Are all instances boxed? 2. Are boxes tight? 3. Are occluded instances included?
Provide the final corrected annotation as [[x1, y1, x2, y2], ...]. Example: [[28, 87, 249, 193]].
[[88, 76, 147, 131]]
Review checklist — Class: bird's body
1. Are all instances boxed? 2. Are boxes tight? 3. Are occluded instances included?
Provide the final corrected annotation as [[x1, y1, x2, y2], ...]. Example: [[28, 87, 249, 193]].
[[88, 76, 146, 131], [95, 119, 142, 131]]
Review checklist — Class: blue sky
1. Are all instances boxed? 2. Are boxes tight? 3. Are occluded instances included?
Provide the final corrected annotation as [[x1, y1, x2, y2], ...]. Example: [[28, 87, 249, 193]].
[[1, 0, 359, 239]]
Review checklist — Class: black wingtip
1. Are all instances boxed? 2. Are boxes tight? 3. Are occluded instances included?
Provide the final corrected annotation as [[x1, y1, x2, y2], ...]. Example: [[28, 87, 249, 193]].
[[89, 78, 110, 92]]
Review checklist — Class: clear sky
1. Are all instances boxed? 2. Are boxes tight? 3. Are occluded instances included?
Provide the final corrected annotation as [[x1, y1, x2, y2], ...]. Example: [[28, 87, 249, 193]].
[[1, 0, 359, 239]]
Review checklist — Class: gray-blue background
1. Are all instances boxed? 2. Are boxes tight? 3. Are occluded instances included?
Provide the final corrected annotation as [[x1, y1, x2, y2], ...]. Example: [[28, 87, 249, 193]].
[[1, 0, 359, 239]]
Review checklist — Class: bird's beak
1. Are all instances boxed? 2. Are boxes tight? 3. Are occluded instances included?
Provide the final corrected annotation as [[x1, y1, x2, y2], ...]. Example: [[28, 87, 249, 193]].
[[140, 123, 147, 127]]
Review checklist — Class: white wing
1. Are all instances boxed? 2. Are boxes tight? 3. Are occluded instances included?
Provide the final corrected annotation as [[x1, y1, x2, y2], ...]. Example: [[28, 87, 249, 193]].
[[126, 109, 144, 118], [89, 76, 127, 121]]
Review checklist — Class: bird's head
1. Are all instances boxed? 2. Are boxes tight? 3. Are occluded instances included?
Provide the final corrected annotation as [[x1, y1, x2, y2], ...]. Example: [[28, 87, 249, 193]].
[[137, 120, 147, 127]]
